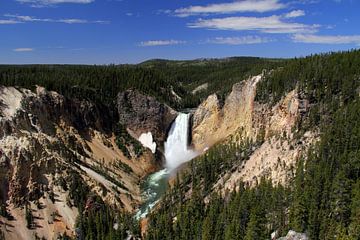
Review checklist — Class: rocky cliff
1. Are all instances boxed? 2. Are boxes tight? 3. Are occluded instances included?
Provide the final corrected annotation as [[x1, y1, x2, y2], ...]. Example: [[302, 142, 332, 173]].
[[192, 74, 262, 151], [117, 89, 178, 147], [192, 74, 317, 187], [0, 86, 163, 239]]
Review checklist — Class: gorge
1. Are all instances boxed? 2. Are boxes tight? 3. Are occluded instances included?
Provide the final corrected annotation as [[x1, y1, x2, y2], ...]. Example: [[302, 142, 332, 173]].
[[1, 50, 360, 239]]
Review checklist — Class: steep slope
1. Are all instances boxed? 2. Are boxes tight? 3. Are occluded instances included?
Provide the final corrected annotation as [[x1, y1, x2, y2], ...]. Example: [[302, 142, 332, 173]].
[[192, 74, 317, 187], [0, 86, 163, 239], [192, 74, 262, 151], [145, 50, 360, 240]]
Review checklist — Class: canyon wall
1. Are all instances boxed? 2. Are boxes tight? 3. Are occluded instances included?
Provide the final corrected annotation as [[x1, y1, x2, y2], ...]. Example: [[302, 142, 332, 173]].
[[192, 74, 317, 187], [0, 86, 170, 239]]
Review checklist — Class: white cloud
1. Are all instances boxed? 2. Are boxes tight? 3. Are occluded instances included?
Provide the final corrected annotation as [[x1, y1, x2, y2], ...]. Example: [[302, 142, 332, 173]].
[[207, 36, 270, 45], [174, 0, 286, 17], [0, 19, 22, 24], [13, 48, 34, 52], [4, 14, 109, 24], [16, 0, 93, 7], [5, 14, 51, 22], [139, 40, 186, 47], [189, 15, 319, 34], [284, 10, 305, 18], [292, 34, 360, 44]]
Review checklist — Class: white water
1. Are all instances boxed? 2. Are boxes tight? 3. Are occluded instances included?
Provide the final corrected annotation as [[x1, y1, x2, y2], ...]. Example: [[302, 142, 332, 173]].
[[135, 113, 198, 219], [134, 169, 168, 219], [164, 113, 198, 171]]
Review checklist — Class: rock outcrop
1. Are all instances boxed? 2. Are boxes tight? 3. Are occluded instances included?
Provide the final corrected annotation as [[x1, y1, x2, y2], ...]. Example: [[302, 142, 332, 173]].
[[191, 93, 222, 149], [276, 230, 308, 240], [192, 74, 262, 151], [192, 74, 311, 151], [117, 89, 178, 144]]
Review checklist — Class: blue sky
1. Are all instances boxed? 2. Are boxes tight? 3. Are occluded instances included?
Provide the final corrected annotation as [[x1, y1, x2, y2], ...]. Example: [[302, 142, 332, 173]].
[[0, 0, 359, 64]]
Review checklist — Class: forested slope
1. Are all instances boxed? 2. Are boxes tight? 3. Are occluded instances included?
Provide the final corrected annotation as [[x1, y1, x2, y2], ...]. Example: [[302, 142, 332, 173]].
[[145, 49, 360, 240], [141, 57, 281, 106], [0, 57, 279, 110]]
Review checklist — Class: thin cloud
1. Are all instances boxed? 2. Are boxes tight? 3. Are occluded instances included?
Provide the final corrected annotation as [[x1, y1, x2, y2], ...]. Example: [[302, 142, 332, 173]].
[[291, 0, 319, 4], [16, 0, 93, 7], [175, 0, 286, 17], [292, 34, 360, 44], [13, 48, 34, 52], [139, 40, 186, 47], [4, 14, 109, 24], [284, 10, 305, 18], [189, 15, 319, 34], [58, 18, 88, 24], [174, 0, 286, 17], [0, 19, 22, 24], [207, 36, 271, 45]]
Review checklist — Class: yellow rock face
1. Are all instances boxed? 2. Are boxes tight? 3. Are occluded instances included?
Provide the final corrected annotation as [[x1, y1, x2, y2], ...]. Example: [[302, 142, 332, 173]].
[[192, 74, 262, 151], [192, 74, 308, 152]]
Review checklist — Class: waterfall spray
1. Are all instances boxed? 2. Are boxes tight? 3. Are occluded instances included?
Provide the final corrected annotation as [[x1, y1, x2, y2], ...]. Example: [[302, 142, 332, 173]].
[[164, 113, 197, 171]]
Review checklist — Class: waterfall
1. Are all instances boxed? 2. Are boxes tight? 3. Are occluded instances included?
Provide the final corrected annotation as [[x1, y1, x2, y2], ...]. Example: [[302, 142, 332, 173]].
[[135, 113, 197, 219], [164, 113, 197, 171]]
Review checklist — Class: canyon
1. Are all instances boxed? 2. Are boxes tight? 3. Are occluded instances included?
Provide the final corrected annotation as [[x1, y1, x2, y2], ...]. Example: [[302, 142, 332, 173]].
[[0, 72, 315, 239]]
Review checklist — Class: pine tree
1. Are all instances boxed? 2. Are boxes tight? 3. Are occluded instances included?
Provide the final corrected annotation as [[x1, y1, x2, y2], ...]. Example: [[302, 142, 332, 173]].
[[348, 180, 360, 239], [330, 171, 352, 225], [244, 206, 266, 240], [290, 159, 307, 232], [0, 202, 6, 217], [25, 204, 33, 229]]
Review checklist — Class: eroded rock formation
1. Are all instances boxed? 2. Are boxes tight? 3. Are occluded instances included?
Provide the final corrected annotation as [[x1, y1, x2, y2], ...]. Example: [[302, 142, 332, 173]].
[[192, 74, 317, 187], [0, 86, 158, 239], [117, 89, 178, 145]]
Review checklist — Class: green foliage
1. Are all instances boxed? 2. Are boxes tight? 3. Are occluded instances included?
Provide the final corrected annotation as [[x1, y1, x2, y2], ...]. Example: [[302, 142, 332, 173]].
[[147, 50, 360, 239], [0, 64, 180, 107], [49, 191, 55, 203], [145, 135, 289, 240], [91, 163, 129, 191], [76, 195, 140, 240], [348, 180, 360, 239], [176, 138, 254, 195], [68, 170, 90, 211], [146, 178, 289, 240], [0, 58, 278, 111], [141, 57, 282, 107], [114, 123, 144, 158], [256, 50, 360, 108], [0, 202, 6, 217], [25, 204, 33, 229], [288, 98, 360, 239], [114, 160, 134, 174], [65, 170, 139, 239]]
